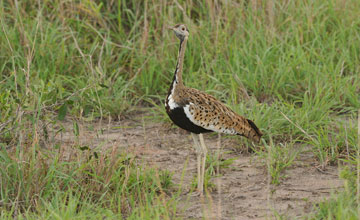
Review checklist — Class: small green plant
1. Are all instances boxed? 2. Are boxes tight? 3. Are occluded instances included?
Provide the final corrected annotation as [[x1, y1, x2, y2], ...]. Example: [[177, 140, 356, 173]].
[[191, 151, 235, 192], [307, 167, 358, 220], [310, 121, 358, 167], [0, 144, 176, 219], [206, 150, 235, 176], [263, 141, 299, 185]]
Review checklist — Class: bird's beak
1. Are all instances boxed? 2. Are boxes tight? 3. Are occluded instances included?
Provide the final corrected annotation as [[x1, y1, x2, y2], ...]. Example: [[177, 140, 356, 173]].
[[167, 25, 174, 30]]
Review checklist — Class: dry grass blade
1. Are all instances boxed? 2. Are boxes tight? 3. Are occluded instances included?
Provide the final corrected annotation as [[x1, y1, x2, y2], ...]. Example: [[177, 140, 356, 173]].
[[280, 111, 317, 143], [357, 109, 360, 211]]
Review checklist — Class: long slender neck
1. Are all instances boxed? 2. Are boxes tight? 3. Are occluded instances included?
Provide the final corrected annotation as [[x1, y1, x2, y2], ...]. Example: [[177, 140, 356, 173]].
[[173, 36, 188, 87]]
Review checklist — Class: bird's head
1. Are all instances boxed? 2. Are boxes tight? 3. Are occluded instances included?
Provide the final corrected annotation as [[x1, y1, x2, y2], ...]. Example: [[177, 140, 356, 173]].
[[169, 24, 189, 40]]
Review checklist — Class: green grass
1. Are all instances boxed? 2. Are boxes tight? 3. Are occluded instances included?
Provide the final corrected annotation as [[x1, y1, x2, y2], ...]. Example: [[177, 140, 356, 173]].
[[0, 145, 177, 219], [190, 150, 236, 192], [307, 167, 359, 220], [260, 139, 299, 185], [1, 0, 360, 218]]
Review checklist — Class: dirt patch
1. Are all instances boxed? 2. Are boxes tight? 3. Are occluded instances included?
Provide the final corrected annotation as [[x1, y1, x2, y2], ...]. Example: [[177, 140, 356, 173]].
[[53, 114, 343, 219]]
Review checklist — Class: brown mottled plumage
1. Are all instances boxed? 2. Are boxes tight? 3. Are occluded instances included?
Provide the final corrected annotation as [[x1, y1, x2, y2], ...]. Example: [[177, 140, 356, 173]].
[[165, 24, 262, 194], [175, 87, 262, 142]]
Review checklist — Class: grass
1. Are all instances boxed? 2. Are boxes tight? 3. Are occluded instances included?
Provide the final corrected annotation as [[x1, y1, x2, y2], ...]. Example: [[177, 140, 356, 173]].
[[307, 167, 359, 220], [0, 0, 360, 218], [0, 144, 177, 219], [190, 150, 236, 192], [262, 139, 299, 185]]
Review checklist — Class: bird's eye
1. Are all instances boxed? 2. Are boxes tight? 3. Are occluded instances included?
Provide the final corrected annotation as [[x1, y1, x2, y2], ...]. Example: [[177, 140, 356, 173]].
[[182, 27, 185, 31]]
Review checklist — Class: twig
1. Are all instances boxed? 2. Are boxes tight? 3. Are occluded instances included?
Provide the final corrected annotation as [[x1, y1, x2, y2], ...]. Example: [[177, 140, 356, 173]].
[[140, 0, 149, 54], [216, 133, 222, 219], [315, 166, 338, 176], [280, 111, 317, 143], [266, 137, 273, 219], [0, 119, 12, 132], [233, 74, 251, 100], [1, 10, 19, 95], [357, 109, 360, 212], [85, 23, 133, 50], [345, 125, 350, 160], [0, 105, 21, 136], [69, 28, 103, 120]]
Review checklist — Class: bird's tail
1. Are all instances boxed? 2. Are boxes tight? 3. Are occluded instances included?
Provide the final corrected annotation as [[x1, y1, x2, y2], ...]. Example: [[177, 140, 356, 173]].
[[246, 119, 263, 143]]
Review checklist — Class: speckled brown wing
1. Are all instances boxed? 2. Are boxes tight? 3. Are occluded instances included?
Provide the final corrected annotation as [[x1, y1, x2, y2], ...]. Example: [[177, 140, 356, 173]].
[[181, 87, 262, 142]]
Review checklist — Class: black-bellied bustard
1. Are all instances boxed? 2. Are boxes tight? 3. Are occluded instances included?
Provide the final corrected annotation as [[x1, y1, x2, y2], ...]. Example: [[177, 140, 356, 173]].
[[165, 24, 262, 195]]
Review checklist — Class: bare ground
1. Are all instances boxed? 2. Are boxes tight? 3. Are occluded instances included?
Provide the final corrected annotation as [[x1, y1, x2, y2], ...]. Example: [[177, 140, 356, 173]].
[[54, 114, 343, 220]]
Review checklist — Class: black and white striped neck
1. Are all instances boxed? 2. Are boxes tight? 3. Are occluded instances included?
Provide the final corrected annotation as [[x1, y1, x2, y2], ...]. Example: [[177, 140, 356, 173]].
[[165, 36, 188, 110]]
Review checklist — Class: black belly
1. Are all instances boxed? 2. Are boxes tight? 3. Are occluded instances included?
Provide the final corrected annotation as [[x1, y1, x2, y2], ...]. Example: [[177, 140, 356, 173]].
[[166, 107, 212, 134]]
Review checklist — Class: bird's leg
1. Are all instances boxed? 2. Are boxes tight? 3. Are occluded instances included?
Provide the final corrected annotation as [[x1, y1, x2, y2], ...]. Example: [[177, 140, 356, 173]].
[[191, 133, 202, 194], [199, 133, 207, 194]]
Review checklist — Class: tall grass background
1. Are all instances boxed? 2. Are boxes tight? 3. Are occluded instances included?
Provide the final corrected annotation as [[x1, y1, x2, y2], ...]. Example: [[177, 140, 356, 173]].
[[0, 0, 359, 219]]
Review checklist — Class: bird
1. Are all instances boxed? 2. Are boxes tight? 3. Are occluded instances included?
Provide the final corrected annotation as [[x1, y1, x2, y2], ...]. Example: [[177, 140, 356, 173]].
[[165, 24, 262, 195]]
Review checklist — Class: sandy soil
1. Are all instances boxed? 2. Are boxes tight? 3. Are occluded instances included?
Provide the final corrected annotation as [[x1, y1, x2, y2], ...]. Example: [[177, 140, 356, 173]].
[[54, 114, 343, 220]]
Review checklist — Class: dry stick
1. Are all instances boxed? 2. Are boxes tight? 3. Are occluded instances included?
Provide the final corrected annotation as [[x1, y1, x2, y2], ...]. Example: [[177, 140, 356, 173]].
[[233, 74, 251, 100], [153, 167, 171, 220], [280, 111, 316, 143], [345, 125, 350, 160], [279, 112, 332, 169], [266, 137, 272, 219], [0, 13, 18, 95], [85, 23, 133, 50], [0, 105, 21, 136], [266, 0, 275, 37], [173, 0, 189, 22], [25, 14, 41, 95], [14, 0, 29, 96], [216, 133, 222, 219], [140, 0, 149, 54], [69, 28, 104, 122], [357, 109, 360, 213], [41, 29, 109, 112], [173, 0, 184, 12]]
